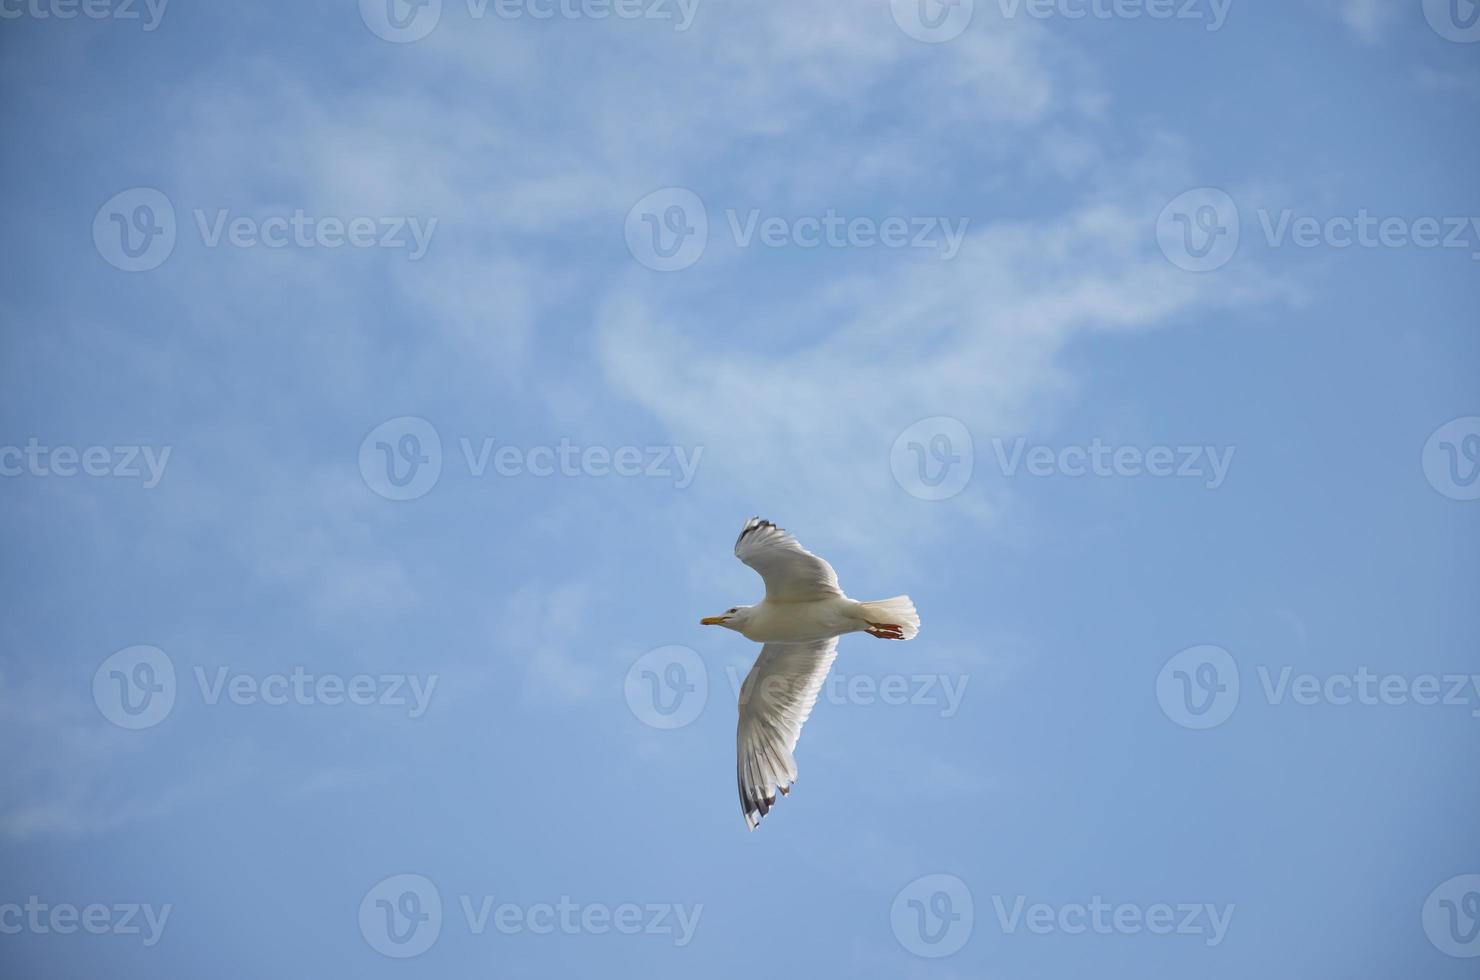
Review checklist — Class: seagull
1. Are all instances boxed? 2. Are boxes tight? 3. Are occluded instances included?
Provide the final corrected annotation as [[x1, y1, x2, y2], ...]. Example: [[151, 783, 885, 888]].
[[701, 518, 920, 830]]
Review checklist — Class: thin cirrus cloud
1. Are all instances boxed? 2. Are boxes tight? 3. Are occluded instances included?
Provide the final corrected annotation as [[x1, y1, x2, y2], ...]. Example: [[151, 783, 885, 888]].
[[7, 0, 1290, 836], [596, 192, 1288, 565], [1327, 0, 1400, 42]]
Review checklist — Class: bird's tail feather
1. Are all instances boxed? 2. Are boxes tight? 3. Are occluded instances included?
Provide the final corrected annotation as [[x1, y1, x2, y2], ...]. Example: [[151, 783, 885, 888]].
[[858, 596, 920, 640]]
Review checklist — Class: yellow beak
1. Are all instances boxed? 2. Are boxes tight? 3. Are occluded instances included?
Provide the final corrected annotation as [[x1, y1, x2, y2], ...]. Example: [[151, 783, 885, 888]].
[[700, 616, 728, 626]]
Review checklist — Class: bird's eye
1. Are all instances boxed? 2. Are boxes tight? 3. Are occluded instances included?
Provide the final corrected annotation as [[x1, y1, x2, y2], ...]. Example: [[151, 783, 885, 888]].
[[727, 608, 737, 614]]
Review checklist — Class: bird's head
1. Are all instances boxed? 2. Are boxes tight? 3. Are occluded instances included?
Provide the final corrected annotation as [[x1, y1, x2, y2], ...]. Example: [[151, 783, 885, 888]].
[[700, 605, 752, 631]]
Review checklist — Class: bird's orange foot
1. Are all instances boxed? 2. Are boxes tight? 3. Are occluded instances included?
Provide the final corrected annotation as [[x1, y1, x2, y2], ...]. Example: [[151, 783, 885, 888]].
[[867, 623, 906, 640]]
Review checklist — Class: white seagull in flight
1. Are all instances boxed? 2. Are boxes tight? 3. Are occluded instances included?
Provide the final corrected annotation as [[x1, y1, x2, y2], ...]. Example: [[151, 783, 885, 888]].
[[701, 518, 921, 830]]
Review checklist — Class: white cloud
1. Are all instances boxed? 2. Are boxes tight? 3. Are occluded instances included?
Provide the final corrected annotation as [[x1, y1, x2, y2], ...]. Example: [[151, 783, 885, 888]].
[[1330, 0, 1397, 41], [0, 667, 248, 839], [596, 191, 1284, 569], [500, 581, 607, 705]]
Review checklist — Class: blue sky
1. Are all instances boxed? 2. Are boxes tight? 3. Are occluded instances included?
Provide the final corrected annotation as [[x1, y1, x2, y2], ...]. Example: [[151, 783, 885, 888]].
[[1, 1, 1478, 977]]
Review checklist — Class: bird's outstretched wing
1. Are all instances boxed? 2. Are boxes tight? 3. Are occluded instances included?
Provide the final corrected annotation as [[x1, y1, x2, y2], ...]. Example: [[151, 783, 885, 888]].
[[736, 637, 838, 830], [734, 517, 843, 601]]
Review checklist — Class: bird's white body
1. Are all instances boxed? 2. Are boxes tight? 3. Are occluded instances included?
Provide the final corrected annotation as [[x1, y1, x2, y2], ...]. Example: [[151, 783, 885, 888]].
[[727, 596, 868, 644], [702, 518, 922, 829]]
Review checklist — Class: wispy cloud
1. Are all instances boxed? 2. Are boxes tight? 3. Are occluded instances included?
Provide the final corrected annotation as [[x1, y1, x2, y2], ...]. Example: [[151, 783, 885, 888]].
[[1329, 0, 1397, 41], [596, 190, 1286, 569], [502, 581, 607, 706]]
